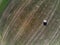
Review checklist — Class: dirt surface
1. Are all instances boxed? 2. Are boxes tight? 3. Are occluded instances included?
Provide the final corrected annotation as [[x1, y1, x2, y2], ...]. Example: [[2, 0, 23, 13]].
[[0, 0, 60, 45]]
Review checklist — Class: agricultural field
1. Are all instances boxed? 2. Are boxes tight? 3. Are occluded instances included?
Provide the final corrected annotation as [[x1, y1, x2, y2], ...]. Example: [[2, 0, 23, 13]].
[[0, 0, 60, 45]]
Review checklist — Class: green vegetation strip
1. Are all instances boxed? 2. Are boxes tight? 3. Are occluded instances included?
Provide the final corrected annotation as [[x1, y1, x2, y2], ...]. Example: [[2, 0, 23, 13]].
[[0, 0, 10, 17]]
